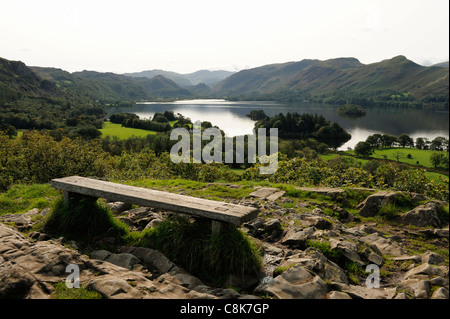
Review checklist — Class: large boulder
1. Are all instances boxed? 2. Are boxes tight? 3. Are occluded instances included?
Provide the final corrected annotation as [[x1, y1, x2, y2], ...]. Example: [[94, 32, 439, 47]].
[[394, 201, 445, 228], [254, 265, 329, 299], [357, 191, 399, 217]]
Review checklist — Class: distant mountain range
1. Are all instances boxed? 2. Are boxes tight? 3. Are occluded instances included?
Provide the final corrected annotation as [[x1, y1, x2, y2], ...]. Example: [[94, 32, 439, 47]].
[[123, 69, 235, 87], [1, 55, 449, 110], [211, 56, 449, 106]]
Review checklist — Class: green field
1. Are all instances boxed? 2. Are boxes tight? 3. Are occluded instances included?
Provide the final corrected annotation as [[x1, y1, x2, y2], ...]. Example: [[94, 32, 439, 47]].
[[321, 148, 449, 182], [100, 122, 157, 139], [347, 147, 443, 169]]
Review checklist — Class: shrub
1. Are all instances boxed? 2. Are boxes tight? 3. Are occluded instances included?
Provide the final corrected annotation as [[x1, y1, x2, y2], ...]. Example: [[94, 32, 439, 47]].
[[44, 198, 129, 242], [135, 216, 262, 285]]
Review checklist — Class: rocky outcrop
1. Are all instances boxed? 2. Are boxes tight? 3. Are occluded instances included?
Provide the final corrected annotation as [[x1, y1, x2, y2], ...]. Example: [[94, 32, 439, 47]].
[[254, 264, 329, 299], [394, 201, 446, 228], [1, 186, 449, 300], [357, 191, 399, 217], [0, 223, 244, 299]]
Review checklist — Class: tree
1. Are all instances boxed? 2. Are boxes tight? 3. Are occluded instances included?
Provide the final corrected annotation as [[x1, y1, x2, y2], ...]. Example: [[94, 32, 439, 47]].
[[380, 134, 397, 148], [366, 134, 382, 149], [431, 136, 448, 151], [354, 141, 374, 158], [415, 137, 425, 150], [392, 151, 404, 162], [0, 123, 17, 138], [430, 152, 445, 169], [398, 134, 414, 148]]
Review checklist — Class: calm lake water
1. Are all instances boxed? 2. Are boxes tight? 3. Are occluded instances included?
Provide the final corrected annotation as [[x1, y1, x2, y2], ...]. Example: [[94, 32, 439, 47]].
[[106, 99, 449, 150]]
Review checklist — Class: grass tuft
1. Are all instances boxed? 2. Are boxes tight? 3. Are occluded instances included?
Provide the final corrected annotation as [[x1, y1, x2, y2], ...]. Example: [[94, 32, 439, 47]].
[[132, 216, 263, 286], [44, 198, 129, 242]]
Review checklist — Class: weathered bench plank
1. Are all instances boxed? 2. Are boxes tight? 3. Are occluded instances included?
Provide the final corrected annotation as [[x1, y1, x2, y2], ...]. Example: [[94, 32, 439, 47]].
[[51, 176, 258, 226]]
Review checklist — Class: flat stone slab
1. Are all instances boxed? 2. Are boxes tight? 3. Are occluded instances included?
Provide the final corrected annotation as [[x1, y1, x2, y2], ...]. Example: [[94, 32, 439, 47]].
[[249, 187, 281, 199], [295, 187, 345, 198], [51, 176, 258, 225]]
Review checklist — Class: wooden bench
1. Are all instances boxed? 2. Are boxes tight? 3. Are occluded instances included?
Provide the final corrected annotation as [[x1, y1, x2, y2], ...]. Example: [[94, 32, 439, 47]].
[[50, 176, 258, 232]]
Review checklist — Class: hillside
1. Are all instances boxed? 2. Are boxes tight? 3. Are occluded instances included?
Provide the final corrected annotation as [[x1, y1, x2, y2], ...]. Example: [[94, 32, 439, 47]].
[[0, 58, 105, 130], [0, 58, 59, 103], [124, 69, 234, 87], [213, 56, 449, 107]]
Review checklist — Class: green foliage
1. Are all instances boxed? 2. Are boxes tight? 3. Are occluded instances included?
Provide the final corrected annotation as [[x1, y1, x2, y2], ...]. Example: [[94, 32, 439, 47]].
[[337, 104, 367, 117], [0, 131, 109, 190], [354, 141, 374, 158], [44, 198, 129, 242], [273, 264, 295, 277], [305, 240, 344, 263], [51, 282, 102, 299], [255, 112, 351, 149], [246, 110, 268, 120], [0, 183, 59, 215], [134, 216, 262, 285]]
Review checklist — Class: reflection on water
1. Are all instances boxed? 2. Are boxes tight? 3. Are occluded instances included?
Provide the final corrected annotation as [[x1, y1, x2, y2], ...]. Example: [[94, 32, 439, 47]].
[[105, 100, 449, 150]]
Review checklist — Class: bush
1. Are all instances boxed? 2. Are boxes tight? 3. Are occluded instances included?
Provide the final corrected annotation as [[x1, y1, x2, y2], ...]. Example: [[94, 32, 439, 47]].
[[135, 216, 262, 285], [44, 198, 129, 242]]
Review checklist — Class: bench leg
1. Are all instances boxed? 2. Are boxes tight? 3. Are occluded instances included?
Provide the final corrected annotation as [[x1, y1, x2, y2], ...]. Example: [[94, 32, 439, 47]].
[[211, 220, 223, 233], [63, 190, 97, 206]]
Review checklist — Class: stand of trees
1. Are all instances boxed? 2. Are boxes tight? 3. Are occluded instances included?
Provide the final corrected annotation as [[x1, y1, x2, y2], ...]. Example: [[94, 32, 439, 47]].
[[364, 133, 449, 151], [254, 112, 351, 150]]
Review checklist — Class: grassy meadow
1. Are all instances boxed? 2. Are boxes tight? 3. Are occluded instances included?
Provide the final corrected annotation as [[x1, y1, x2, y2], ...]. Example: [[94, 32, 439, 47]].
[[99, 122, 157, 139]]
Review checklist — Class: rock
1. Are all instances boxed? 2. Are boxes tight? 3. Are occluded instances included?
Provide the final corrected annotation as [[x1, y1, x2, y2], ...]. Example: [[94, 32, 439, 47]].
[[395, 201, 444, 228], [263, 219, 283, 241], [327, 291, 352, 299], [431, 287, 449, 299], [420, 228, 449, 239], [421, 252, 445, 265], [249, 187, 281, 199], [357, 191, 399, 217], [301, 215, 333, 230], [223, 273, 260, 290], [0, 223, 216, 299], [91, 250, 112, 260], [105, 253, 141, 270], [362, 248, 384, 266], [430, 276, 449, 287], [145, 218, 163, 229], [403, 263, 448, 280], [0, 261, 37, 298], [120, 246, 176, 274], [87, 276, 143, 299], [29, 232, 51, 241], [305, 250, 348, 284], [329, 239, 364, 266], [360, 233, 405, 257], [170, 268, 204, 290], [266, 191, 286, 201], [254, 265, 329, 299], [337, 283, 397, 299], [281, 227, 317, 249], [398, 279, 430, 299], [106, 201, 132, 214]]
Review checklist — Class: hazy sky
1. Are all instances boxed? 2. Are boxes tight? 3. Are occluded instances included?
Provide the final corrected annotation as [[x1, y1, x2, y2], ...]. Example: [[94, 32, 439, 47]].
[[1, 0, 448, 74]]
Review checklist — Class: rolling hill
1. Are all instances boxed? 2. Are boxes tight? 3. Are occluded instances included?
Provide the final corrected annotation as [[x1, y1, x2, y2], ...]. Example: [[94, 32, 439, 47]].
[[124, 69, 234, 87], [31, 67, 193, 101], [212, 56, 449, 107]]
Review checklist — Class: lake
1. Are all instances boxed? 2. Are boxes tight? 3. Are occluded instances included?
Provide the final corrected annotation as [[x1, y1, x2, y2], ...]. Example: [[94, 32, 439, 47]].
[[105, 99, 449, 150]]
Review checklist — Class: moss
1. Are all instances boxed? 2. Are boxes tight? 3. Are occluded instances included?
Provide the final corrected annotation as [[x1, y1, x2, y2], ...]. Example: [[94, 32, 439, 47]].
[[51, 282, 102, 299], [273, 264, 296, 277]]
